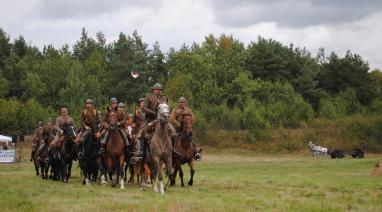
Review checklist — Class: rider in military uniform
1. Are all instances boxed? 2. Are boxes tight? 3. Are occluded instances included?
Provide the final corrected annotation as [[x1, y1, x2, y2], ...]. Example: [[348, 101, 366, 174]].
[[132, 83, 178, 161], [77, 99, 100, 157], [98, 98, 130, 154], [170, 97, 202, 160], [49, 107, 75, 149], [36, 117, 57, 157], [30, 121, 43, 161]]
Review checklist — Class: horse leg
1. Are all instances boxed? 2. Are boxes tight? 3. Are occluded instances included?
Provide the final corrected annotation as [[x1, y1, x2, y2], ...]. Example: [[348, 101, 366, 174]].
[[179, 166, 185, 187], [106, 157, 115, 187], [61, 161, 67, 182], [98, 157, 107, 184], [158, 162, 165, 195], [188, 160, 195, 186], [124, 163, 128, 183], [67, 160, 73, 179], [119, 156, 125, 190], [164, 154, 173, 190], [34, 161, 40, 176], [171, 166, 178, 186], [152, 159, 160, 193]]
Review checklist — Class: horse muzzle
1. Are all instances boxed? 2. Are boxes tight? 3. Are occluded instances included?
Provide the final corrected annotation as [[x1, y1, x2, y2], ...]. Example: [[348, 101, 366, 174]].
[[109, 123, 117, 130]]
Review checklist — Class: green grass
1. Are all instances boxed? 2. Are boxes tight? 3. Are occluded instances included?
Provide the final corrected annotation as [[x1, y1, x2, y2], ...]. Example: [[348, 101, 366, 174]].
[[1, 149, 381, 212]]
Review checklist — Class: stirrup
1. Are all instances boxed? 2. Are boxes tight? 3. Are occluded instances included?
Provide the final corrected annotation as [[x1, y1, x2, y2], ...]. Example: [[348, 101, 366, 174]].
[[194, 152, 202, 161], [173, 149, 180, 156], [77, 151, 84, 159], [99, 147, 105, 154]]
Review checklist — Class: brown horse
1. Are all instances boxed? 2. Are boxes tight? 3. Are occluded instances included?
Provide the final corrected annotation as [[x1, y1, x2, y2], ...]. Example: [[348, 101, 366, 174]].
[[171, 115, 196, 186], [125, 134, 142, 186], [103, 108, 126, 189], [142, 103, 173, 194]]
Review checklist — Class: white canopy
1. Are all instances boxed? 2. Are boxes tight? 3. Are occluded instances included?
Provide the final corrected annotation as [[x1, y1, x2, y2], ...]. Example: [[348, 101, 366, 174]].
[[0, 135, 12, 145]]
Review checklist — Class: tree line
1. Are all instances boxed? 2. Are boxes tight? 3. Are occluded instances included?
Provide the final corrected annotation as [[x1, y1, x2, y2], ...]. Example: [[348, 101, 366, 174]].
[[1, 27, 382, 143]]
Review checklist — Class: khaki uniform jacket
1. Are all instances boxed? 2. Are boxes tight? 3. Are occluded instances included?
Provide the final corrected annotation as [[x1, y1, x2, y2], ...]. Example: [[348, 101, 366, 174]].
[[102, 107, 125, 128], [134, 108, 145, 128], [143, 94, 168, 123], [80, 108, 100, 131], [169, 106, 194, 130], [42, 124, 57, 141], [55, 116, 75, 134]]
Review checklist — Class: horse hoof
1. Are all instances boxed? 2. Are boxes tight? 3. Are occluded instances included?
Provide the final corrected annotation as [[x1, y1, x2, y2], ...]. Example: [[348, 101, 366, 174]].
[[188, 182, 193, 186]]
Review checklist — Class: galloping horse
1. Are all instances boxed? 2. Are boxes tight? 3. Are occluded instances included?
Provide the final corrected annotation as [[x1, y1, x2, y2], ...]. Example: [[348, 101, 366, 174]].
[[37, 133, 52, 180], [58, 123, 77, 183], [78, 127, 100, 185], [171, 115, 196, 186], [143, 103, 174, 194], [102, 108, 126, 189]]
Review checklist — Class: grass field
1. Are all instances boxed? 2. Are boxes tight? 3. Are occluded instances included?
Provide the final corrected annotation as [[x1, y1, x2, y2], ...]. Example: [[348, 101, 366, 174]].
[[1, 148, 381, 212]]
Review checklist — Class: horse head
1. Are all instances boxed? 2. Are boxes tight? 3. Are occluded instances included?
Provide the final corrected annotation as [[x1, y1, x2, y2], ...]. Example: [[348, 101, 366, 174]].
[[107, 107, 120, 130], [157, 103, 170, 124], [62, 123, 76, 139], [182, 114, 194, 138]]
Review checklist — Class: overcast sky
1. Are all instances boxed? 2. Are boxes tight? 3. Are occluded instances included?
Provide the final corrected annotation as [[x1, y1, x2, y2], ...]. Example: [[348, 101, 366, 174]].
[[1, 0, 381, 69]]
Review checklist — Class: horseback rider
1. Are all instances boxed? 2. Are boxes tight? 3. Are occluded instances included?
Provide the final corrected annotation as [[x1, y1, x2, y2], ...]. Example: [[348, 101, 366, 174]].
[[36, 118, 57, 157], [76, 99, 100, 158], [170, 97, 202, 160], [98, 98, 130, 154], [30, 121, 43, 161], [118, 102, 132, 147], [133, 98, 145, 132], [132, 83, 178, 161], [49, 107, 75, 149]]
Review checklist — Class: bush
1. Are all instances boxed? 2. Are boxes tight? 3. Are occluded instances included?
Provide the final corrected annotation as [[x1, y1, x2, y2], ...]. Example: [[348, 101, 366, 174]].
[[242, 101, 271, 141]]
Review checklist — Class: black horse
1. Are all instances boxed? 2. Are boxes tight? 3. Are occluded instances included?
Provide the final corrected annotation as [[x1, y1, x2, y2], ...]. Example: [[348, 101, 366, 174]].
[[78, 127, 100, 185], [58, 123, 78, 183], [37, 139, 50, 179]]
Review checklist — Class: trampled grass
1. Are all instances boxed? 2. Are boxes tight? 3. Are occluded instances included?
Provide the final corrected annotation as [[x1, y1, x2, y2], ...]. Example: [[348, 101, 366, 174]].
[[1, 149, 381, 212]]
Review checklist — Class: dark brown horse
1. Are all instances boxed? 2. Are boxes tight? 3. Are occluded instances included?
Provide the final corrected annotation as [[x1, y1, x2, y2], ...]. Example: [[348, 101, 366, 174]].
[[142, 103, 173, 194], [103, 108, 126, 189], [55, 123, 77, 183], [171, 115, 196, 186]]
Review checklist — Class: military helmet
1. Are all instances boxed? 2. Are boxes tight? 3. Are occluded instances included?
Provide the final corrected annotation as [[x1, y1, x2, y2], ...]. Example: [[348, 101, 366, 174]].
[[85, 99, 94, 104], [152, 83, 163, 90], [118, 102, 125, 108], [178, 96, 187, 103], [47, 117, 53, 123], [110, 97, 118, 104], [129, 113, 134, 118], [38, 121, 43, 126], [138, 98, 145, 103]]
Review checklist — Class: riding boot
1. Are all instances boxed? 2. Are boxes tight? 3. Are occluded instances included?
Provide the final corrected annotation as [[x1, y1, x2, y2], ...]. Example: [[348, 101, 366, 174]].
[[192, 137, 202, 161], [119, 128, 130, 156], [99, 129, 109, 154], [171, 135, 180, 157]]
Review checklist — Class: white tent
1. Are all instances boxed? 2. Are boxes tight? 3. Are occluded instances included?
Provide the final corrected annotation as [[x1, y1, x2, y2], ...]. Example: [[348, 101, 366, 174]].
[[0, 135, 12, 145], [0, 135, 15, 163]]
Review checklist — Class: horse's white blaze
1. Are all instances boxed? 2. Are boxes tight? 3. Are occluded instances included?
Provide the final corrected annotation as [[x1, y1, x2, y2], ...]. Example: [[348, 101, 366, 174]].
[[160, 180, 164, 195], [120, 179, 125, 190], [85, 178, 90, 185], [101, 175, 107, 184]]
